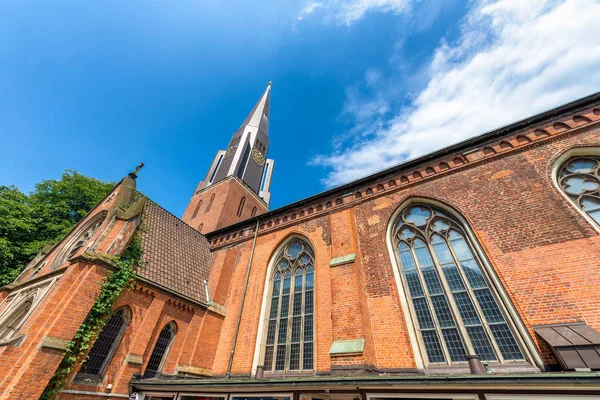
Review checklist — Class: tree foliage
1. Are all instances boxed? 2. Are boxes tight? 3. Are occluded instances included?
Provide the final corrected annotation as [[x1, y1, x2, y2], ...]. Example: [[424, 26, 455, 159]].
[[0, 170, 114, 285]]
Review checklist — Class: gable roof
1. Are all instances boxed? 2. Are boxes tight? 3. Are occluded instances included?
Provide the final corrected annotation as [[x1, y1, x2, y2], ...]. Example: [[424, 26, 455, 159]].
[[138, 199, 212, 305]]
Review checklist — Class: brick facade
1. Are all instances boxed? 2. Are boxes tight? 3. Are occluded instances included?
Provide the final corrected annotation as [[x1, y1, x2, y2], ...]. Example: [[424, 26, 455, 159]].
[[182, 177, 268, 233], [2, 95, 600, 399]]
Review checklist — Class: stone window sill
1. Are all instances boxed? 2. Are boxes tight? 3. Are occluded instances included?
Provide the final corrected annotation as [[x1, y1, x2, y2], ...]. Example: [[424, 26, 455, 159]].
[[0, 334, 26, 347]]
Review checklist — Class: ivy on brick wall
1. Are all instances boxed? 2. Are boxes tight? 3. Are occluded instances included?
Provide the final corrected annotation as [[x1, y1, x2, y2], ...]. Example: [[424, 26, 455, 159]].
[[39, 232, 143, 400]]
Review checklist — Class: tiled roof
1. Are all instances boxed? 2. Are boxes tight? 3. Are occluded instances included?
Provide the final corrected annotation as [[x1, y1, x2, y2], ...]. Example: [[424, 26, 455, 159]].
[[138, 199, 212, 305]]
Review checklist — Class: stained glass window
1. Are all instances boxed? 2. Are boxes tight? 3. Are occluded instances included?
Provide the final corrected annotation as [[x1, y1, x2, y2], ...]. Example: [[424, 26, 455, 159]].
[[557, 156, 600, 224], [263, 238, 315, 373], [393, 204, 524, 365]]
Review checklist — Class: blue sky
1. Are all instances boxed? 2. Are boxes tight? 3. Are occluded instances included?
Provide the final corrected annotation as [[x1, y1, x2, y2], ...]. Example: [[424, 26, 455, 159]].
[[1, 0, 600, 217]]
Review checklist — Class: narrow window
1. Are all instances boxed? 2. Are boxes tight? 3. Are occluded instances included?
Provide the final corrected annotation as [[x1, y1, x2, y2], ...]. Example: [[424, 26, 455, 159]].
[[557, 155, 600, 224], [143, 322, 177, 378], [206, 194, 215, 213], [198, 223, 204, 233], [261, 163, 270, 192], [77, 307, 131, 379], [251, 207, 258, 217], [209, 154, 224, 183], [262, 238, 315, 374], [237, 143, 252, 179], [392, 204, 524, 366], [192, 200, 203, 219], [237, 197, 246, 217]]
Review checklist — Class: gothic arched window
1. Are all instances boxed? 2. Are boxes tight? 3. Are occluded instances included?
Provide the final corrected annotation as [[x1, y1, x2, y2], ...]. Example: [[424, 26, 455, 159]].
[[192, 200, 203, 219], [77, 307, 131, 379], [392, 204, 524, 366], [144, 322, 177, 378], [51, 211, 107, 270], [262, 238, 315, 374], [251, 207, 258, 217], [557, 155, 600, 224], [206, 194, 215, 213], [0, 277, 56, 344], [237, 197, 246, 217], [0, 296, 33, 342]]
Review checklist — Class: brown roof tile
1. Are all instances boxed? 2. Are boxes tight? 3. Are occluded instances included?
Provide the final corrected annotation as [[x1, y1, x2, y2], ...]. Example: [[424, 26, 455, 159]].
[[138, 199, 212, 304]]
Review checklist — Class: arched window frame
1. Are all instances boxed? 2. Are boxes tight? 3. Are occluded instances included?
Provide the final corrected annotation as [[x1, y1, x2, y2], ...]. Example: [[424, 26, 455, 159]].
[[50, 211, 108, 270], [143, 321, 177, 378], [0, 275, 59, 345], [206, 194, 215, 213], [251, 207, 258, 217], [252, 235, 316, 376], [237, 197, 246, 217], [192, 199, 203, 219], [552, 146, 600, 233], [386, 198, 543, 370], [76, 306, 131, 381]]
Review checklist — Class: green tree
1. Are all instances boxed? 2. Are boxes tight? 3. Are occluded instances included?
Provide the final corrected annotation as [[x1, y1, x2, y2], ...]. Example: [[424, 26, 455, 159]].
[[0, 170, 114, 285]]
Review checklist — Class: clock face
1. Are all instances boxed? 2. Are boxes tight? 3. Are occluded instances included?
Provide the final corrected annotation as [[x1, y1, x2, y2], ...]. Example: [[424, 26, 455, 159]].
[[252, 148, 265, 166]]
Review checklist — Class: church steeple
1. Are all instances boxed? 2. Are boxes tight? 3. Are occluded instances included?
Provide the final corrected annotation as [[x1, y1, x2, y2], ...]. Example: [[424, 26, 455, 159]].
[[182, 84, 275, 233], [239, 81, 271, 137], [194, 83, 274, 205]]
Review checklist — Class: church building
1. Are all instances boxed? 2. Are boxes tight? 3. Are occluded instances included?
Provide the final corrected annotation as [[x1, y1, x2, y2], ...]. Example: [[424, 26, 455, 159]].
[[1, 84, 600, 399]]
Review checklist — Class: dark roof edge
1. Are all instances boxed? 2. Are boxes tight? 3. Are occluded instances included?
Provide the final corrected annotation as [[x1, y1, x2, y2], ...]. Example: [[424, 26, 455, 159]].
[[131, 372, 600, 389], [206, 91, 600, 238]]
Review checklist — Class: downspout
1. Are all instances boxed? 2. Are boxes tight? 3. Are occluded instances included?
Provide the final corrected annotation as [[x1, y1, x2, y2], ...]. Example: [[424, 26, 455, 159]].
[[226, 218, 260, 378]]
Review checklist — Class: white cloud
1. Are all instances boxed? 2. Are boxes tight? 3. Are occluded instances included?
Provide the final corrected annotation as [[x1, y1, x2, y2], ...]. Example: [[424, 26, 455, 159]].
[[297, 2, 324, 20], [296, 0, 412, 25], [334, 0, 411, 25], [313, 0, 600, 187]]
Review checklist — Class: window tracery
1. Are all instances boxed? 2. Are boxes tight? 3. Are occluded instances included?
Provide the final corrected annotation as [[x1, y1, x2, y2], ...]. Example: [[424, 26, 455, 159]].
[[392, 204, 524, 366], [262, 238, 315, 374], [50, 211, 107, 270], [0, 277, 57, 344], [557, 155, 600, 224]]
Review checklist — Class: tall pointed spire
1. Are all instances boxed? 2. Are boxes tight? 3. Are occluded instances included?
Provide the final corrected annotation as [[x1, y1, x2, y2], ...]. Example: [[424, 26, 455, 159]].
[[239, 81, 271, 136], [190, 83, 275, 206]]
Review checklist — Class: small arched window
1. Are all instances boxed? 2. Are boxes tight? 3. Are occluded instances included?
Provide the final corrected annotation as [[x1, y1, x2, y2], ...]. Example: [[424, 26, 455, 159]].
[[262, 238, 315, 374], [0, 295, 33, 342], [198, 223, 204, 233], [0, 277, 56, 344], [251, 207, 258, 217], [557, 155, 600, 224], [77, 307, 131, 379], [192, 199, 203, 219], [206, 194, 215, 213], [51, 211, 107, 270], [237, 197, 246, 217], [143, 322, 177, 378], [392, 204, 525, 366]]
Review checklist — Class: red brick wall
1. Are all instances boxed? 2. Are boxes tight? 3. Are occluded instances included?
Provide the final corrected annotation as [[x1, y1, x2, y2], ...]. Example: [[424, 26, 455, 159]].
[[207, 121, 600, 375], [182, 177, 268, 233], [0, 260, 223, 399]]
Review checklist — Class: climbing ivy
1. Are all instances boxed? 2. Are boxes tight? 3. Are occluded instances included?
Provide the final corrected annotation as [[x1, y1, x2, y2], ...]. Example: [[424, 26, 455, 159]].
[[40, 232, 143, 400]]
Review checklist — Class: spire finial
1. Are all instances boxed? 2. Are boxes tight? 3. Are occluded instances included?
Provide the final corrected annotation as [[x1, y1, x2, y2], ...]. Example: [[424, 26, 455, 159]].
[[268, 81, 272, 87], [129, 162, 145, 179]]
